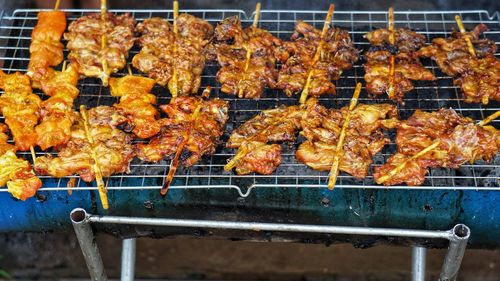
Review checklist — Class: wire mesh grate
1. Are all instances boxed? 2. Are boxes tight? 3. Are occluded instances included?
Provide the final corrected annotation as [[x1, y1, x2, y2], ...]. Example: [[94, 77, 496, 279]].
[[0, 9, 499, 196]]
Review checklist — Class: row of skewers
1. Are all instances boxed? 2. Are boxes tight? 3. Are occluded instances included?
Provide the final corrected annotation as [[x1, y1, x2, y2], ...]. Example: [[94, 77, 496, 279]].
[[23, 2, 500, 104], [0, 1, 499, 209]]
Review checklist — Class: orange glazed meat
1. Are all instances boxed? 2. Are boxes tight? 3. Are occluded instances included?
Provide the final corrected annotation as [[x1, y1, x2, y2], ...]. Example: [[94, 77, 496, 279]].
[[28, 11, 66, 87]]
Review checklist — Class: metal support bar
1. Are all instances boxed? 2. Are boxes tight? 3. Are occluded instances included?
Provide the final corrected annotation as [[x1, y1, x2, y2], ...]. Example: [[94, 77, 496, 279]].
[[412, 246, 426, 281], [121, 238, 137, 281], [70, 209, 108, 281], [439, 224, 470, 281], [70, 208, 470, 281]]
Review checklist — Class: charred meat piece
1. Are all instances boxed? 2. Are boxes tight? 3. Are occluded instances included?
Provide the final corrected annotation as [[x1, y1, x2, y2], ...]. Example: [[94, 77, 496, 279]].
[[109, 75, 161, 138], [35, 106, 135, 182], [364, 49, 435, 101], [416, 24, 499, 104], [417, 24, 496, 76], [374, 109, 500, 186], [65, 13, 136, 85], [210, 16, 281, 99], [296, 99, 398, 178], [0, 71, 41, 151], [136, 96, 229, 167], [453, 56, 500, 104], [276, 21, 358, 97], [363, 28, 435, 102], [225, 105, 303, 175], [132, 15, 213, 95], [365, 28, 426, 53], [27, 11, 66, 87]]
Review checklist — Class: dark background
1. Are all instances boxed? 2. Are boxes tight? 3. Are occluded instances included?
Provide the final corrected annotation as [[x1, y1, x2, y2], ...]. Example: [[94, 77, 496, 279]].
[[0, 1, 499, 280]]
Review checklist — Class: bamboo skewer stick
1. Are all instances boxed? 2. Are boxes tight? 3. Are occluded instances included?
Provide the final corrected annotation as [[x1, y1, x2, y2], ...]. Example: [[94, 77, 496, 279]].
[[477, 110, 500, 126], [375, 140, 441, 184], [54, 0, 61, 11], [236, 3, 261, 98], [299, 4, 334, 105], [387, 7, 396, 99], [170, 0, 180, 97], [99, 0, 110, 86], [161, 95, 206, 195], [455, 15, 476, 57], [327, 82, 361, 190], [80, 105, 108, 209]]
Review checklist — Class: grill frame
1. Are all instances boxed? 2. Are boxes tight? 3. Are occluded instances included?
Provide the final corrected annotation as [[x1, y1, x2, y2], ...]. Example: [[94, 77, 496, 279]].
[[0, 9, 499, 197]]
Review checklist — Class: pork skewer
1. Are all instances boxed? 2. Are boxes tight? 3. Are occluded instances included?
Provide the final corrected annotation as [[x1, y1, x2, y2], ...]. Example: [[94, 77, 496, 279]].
[[0, 123, 42, 201], [299, 4, 334, 104], [416, 21, 498, 104], [109, 65, 160, 139], [64, 0, 135, 86], [27, 0, 66, 88], [236, 3, 262, 98], [374, 110, 499, 186], [327, 82, 361, 189], [275, 5, 358, 101], [363, 7, 435, 102], [136, 90, 229, 194], [210, 3, 281, 99], [35, 106, 135, 209], [132, 1, 213, 95], [80, 105, 107, 209]]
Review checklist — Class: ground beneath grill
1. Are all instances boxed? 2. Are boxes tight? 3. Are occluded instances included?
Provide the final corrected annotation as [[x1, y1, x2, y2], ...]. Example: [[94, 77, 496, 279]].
[[1, 232, 499, 280]]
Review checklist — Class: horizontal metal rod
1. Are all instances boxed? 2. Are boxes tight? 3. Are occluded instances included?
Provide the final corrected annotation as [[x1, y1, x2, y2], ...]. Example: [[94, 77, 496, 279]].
[[72, 209, 454, 240]]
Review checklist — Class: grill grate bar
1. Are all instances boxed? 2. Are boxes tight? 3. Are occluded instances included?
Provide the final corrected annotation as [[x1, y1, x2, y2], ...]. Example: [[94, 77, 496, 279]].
[[0, 9, 498, 195]]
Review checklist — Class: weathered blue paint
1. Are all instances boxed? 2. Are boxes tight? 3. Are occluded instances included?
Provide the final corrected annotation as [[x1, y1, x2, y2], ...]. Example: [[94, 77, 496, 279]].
[[0, 186, 498, 248]]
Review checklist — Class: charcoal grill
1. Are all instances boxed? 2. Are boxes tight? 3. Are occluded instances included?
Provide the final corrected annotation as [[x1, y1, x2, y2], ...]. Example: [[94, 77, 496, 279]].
[[0, 7, 499, 280]]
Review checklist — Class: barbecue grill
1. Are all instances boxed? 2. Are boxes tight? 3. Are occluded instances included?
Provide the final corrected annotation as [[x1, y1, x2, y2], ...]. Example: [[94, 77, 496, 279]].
[[0, 7, 499, 279]]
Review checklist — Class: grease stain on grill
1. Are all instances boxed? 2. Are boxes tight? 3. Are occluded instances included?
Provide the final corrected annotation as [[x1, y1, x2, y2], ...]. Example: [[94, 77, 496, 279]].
[[143, 200, 154, 210]]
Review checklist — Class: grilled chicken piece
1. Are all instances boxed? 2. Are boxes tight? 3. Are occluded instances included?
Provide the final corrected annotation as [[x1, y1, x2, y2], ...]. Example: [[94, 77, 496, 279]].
[[35, 106, 135, 182], [0, 71, 41, 151], [296, 99, 398, 178], [363, 28, 435, 101], [136, 96, 229, 167], [109, 75, 161, 138], [276, 21, 358, 97], [132, 15, 213, 95], [65, 13, 136, 85], [35, 64, 80, 150], [0, 124, 42, 201], [210, 16, 281, 99], [226, 105, 303, 175], [27, 11, 66, 87], [416, 24, 499, 104], [374, 109, 500, 186]]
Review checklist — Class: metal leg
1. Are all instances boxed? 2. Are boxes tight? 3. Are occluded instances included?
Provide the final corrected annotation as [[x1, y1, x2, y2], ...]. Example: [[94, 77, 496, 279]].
[[70, 208, 108, 281], [71, 209, 470, 281], [121, 238, 137, 281], [439, 224, 470, 281], [412, 246, 426, 281]]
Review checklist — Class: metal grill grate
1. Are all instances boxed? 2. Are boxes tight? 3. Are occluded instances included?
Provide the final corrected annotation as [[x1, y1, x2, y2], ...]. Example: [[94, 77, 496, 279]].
[[0, 9, 499, 197]]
